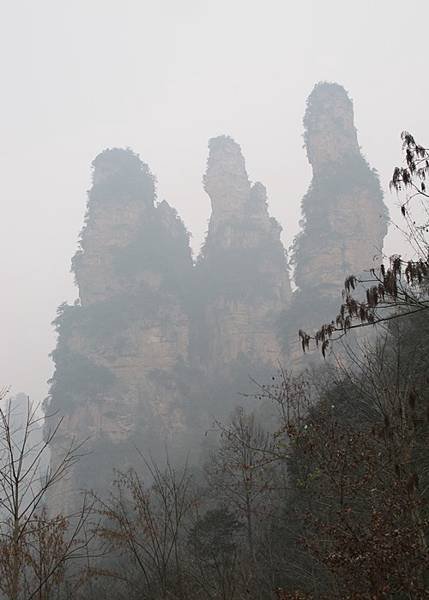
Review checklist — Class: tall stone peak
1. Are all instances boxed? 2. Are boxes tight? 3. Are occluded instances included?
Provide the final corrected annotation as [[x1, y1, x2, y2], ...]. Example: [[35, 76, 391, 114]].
[[47, 149, 195, 509], [72, 149, 193, 306], [46, 83, 389, 506], [72, 148, 159, 305], [304, 82, 360, 173], [201, 136, 285, 253], [196, 136, 291, 380], [285, 82, 388, 354], [203, 135, 251, 225], [202, 136, 277, 230], [47, 137, 293, 509]]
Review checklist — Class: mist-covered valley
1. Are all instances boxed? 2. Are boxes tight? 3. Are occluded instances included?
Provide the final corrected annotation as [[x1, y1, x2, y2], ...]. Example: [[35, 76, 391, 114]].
[[1, 2, 429, 598]]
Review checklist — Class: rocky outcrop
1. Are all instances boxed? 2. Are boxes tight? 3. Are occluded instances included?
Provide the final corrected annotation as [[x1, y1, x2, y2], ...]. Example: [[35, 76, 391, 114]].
[[47, 149, 195, 506], [46, 83, 389, 507], [46, 141, 292, 504], [195, 136, 291, 372], [284, 83, 388, 355], [190, 136, 292, 418]]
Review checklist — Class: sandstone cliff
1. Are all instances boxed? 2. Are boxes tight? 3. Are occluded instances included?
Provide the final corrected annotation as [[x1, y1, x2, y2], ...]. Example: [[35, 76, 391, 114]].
[[193, 136, 292, 415], [46, 82, 389, 505], [47, 149, 195, 501], [284, 82, 388, 356], [195, 136, 291, 368], [46, 140, 292, 502]]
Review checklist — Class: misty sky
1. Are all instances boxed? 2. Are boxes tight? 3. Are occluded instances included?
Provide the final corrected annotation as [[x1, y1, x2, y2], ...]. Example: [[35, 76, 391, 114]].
[[1, 0, 428, 404]]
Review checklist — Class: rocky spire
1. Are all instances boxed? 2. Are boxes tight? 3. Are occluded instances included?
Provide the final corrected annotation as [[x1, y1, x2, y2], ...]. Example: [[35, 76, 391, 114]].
[[46, 149, 194, 509], [284, 82, 388, 352], [293, 82, 388, 299], [72, 148, 157, 305], [203, 135, 251, 226], [195, 136, 291, 383], [304, 82, 360, 174], [45, 85, 388, 506]]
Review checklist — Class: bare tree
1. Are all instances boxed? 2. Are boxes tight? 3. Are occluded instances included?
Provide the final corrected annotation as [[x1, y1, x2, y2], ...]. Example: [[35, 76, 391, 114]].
[[0, 389, 95, 600], [95, 456, 195, 600], [206, 408, 278, 565], [301, 131, 429, 356], [277, 326, 429, 598]]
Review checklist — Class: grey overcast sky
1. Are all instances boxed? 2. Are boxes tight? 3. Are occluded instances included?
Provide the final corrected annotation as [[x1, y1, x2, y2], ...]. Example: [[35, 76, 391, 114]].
[[1, 0, 428, 404]]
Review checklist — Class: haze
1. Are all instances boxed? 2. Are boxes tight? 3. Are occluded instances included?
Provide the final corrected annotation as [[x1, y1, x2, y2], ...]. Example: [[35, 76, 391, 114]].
[[1, 0, 428, 404]]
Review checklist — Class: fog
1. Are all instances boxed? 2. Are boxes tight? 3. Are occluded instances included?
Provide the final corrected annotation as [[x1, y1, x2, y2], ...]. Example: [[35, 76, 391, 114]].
[[1, 0, 428, 404]]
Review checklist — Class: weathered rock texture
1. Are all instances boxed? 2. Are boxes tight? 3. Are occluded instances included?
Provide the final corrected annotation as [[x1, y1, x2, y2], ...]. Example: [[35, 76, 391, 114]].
[[196, 136, 291, 369], [192, 136, 292, 417], [47, 142, 291, 503], [284, 82, 388, 357], [47, 149, 195, 505], [47, 82, 388, 505]]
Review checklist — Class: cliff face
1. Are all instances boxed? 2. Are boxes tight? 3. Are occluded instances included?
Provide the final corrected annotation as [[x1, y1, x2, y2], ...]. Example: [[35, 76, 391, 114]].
[[285, 83, 388, 350], [47, 149, 195, 501], [195, 136, 291, 370], [47, 82, 389, 505], [47, 141, 292, 502]]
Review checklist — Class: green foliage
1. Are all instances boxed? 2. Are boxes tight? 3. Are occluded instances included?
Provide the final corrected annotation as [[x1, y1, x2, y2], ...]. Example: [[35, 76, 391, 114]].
[[303, 82, 353, 144], [196, 221, 287, 303], [112, 203, 192, 298], [89, 147, 156, 208], [292, 154, 387, 292], [48, 303, 117, 412], [294, 82, 388, 300], [48, 347, 116, 412], [52, 286, 179, 348]]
